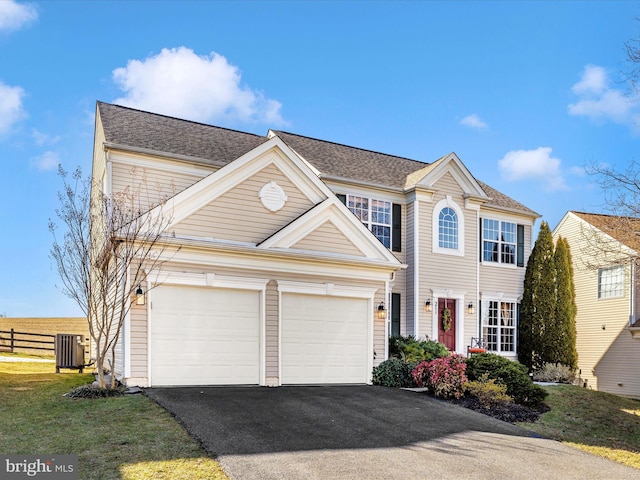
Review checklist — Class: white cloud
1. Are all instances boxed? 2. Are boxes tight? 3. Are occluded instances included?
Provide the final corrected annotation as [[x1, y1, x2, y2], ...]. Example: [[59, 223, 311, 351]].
[[568, 65, 636, 126], [112, 47, 286, 126], [31, 129, 60, 146], [0, 1, 38, 32], [0, 81, 26, 135], [31, 150, 59, 171], [460, 114, 488, 130], [498, 147, 568, 191]]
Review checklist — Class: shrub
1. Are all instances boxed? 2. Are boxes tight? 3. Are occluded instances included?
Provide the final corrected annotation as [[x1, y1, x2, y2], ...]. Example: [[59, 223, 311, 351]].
[[465, 374, 512, 409], [372, 358, 416, 388], [466, 353, 548, 406], [64, 385, 126, 398], [532, 362, 576, 384], [412, 354, 467, 399], [388, 335, 450, 363]]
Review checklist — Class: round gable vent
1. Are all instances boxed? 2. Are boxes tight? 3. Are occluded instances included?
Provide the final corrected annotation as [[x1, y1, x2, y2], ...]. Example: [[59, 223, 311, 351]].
[[259, 181, 288, 212]]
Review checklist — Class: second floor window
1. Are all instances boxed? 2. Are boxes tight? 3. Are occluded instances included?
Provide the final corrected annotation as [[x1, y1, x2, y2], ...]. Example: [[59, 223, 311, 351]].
[[439, 207, 458, 249], [598, 266, 624, 299], [483, 219, 516, 265], [347, 195, 391, 248]]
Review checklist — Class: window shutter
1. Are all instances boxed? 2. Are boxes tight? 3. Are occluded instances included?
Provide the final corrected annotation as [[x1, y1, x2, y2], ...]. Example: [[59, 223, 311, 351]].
[[392, 203, 402, 252], [336, 194, 347, 205], [517, 224, 525, 267], [391, 293, 401, 337]]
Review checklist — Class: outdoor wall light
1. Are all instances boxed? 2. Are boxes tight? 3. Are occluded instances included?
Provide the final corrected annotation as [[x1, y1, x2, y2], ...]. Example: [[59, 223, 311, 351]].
[[467, 302, 475, 315], [135, 285, 145, 306], [424, 299, 432, 313], [377, 302, 387, 320]]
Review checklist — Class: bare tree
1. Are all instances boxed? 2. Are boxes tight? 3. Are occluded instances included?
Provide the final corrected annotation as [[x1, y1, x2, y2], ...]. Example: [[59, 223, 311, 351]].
[[50, 166, 176, 389]]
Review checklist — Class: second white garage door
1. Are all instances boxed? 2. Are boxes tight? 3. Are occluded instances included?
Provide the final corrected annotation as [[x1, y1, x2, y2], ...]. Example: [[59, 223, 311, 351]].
[[281, 293, 370, 384], [150, 285, 260, 386]]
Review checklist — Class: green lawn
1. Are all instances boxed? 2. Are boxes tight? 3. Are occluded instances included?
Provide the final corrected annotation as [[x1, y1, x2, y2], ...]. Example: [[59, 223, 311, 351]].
[[518, 384, 640, 469], [0, 359, 230, 480]]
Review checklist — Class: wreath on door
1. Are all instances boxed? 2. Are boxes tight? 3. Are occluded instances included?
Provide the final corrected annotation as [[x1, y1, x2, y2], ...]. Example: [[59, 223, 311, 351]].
[[442, 307, 452, 332]]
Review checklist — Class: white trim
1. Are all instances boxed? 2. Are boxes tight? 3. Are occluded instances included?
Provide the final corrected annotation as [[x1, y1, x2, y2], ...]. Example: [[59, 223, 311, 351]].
[[413, 200, 420, 338], [384, 281, 390, 362], [479, 296, 519, 356], [417, 153, 489, 200], [122, 309, 130, 379], [480, 216, 518, 267], [432, 196, 465, 257], [149, 271, 269, 291], [152, 245, 401, 282], [277, 287, 282, 385], [276, 280, 377, 298], [105, 153, 113, 197], [430, 289, 467, 354]]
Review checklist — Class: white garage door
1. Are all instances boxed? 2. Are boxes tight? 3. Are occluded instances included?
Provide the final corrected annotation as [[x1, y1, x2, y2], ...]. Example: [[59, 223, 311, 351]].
[[281, 294, 369, 384], [150, 285, 260, 386]]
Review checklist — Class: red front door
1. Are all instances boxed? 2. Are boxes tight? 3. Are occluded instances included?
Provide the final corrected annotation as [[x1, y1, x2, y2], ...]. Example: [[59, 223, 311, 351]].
[[438, 298, 456, 352]]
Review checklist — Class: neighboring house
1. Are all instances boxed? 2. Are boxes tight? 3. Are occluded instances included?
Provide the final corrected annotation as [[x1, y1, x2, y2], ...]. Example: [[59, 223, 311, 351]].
[[92, 102, 539, 387], [553, 211, 640, 398]]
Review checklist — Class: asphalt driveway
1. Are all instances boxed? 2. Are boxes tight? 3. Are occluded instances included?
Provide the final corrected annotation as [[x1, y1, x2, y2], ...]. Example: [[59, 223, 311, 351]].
[[146, 385, 639, 480]]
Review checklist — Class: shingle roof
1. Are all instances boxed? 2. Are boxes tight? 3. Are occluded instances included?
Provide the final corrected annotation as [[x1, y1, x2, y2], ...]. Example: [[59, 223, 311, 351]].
[[97, 102, 538, 218], [98, 102, 268, 165], [273, 130, 538, 217], [272, 130, 432, 188], [572, 211, 640, 252]]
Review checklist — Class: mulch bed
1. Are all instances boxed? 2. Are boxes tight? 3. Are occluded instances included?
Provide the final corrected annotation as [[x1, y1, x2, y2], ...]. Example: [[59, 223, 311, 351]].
[[451, 397, 550, 423]]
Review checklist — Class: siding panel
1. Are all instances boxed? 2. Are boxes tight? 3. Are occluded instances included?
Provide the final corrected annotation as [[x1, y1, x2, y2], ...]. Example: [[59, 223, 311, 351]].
[[292, 221, 365, 256], [111, 162, 205, 211], [173, 164, 316, 243]]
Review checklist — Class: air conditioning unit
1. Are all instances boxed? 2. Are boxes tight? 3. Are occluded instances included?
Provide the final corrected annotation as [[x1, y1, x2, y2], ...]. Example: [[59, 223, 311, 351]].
[[55, 334, 85, 373]]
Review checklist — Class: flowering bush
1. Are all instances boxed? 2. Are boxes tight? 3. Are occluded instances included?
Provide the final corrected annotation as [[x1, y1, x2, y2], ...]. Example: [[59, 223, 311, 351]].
[[412, 354, 467, 399]]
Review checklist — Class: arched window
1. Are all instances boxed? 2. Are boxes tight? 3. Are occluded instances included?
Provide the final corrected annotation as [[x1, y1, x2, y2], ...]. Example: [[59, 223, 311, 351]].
[[439, 207, 458, 249], [432, 197, 464, 256]]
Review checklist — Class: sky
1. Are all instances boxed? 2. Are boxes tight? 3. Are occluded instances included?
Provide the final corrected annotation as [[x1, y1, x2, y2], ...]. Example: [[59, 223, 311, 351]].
[[1, 0, 640, 317]]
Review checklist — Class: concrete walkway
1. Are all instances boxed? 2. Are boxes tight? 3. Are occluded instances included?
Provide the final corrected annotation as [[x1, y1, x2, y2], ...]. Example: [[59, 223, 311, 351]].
[[146, 385, 640, 480]]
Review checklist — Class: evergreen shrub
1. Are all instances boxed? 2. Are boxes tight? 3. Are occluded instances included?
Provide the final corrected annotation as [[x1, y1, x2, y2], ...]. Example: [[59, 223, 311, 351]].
[[466, 353, 548, 406], [388, 335, 450, 363], [372, 358, 417, 388]]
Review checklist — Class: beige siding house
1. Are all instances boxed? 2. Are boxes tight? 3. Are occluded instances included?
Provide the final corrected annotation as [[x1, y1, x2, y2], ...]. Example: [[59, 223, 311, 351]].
[[553, 211, 640, 398], [92, 102, 539, 387]]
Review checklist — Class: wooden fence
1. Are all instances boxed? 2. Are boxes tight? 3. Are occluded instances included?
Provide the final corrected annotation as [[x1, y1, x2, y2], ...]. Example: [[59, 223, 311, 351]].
[[0, 329, 56, 353]]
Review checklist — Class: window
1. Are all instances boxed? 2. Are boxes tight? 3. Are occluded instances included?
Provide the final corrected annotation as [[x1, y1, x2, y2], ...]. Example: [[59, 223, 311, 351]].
[[439, 207, 458, 249], [483, 219, 516, 265], [481, 300, 516, 354], [346, 195, 392, 248], [432, 198, 464, 256], [598, 266, 624, 299]]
